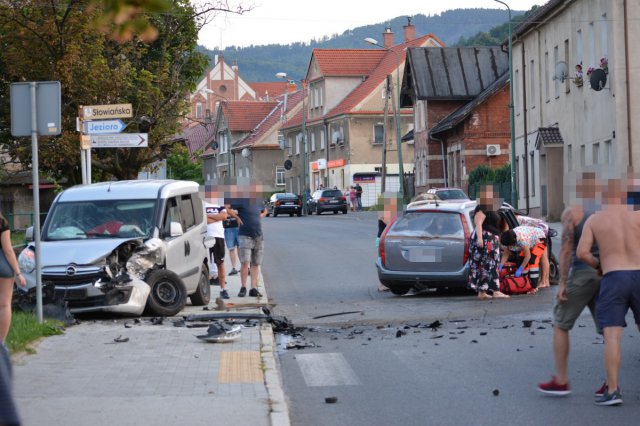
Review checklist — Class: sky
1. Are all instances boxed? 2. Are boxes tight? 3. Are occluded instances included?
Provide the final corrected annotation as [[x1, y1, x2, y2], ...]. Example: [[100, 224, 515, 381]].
[[196, 0, 543, 50]]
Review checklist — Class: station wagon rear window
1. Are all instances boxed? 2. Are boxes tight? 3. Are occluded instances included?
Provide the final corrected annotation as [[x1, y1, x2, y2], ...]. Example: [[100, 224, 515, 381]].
[[389, 212, 464, 238]]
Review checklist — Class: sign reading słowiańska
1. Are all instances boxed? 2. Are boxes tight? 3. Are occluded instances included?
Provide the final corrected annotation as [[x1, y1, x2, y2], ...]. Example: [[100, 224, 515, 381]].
[[81, 104, 133, 120]]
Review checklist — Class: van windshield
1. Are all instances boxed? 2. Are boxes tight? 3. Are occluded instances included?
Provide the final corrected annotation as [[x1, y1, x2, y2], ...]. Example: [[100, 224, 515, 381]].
[[43, 199, 158, 241]]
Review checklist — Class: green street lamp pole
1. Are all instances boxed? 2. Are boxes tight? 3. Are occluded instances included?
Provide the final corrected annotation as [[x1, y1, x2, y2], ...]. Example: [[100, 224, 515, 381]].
[[365, 37, 404, 201], [301, 79, 308, 215], [495, 0, 518, 208]]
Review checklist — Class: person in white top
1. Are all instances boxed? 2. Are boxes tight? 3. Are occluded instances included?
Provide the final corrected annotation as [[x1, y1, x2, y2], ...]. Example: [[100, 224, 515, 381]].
[[205, 199, 229, 299]]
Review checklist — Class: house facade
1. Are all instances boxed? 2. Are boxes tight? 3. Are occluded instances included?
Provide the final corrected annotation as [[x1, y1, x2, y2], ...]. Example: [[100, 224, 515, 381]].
[[400, 47, 509, 196], [280, 21, 445, 206], [511, 0, 640, 219]]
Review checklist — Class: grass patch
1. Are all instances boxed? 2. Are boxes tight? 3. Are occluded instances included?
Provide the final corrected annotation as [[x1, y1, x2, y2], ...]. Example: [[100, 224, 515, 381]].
[[6, 311, 64, 354], [10, 230, 26, 247]]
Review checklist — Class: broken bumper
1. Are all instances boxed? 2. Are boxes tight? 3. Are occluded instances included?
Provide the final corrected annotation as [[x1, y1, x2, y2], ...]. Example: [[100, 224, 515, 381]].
[[56, 277, 150, 315]]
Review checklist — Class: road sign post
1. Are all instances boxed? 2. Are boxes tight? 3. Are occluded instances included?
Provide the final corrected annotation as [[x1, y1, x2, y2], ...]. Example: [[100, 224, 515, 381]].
[[78, 104, 133, 184], [10, 81, 61, 324]]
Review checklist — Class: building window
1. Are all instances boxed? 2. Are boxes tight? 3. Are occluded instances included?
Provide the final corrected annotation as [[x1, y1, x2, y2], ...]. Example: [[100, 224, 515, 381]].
[[553, 46, 559, 98], [588, 22, 595, 68], [373, 124, 384, 144], [604, 139, 612, 164], [530, 151, 535, 197], [544, 51, 550, 102], [276, 167, 285, 186], [564, 39, 570, 93], [580, 144, 586, 167], [576, 29, 583, 67], [196, 102, 203, 118], [296, 133, 300, 155], [600, 14, 608, 59], [320, 129, 325, 149], [515, 69, 520, 113], [311, 132, 316, 152], [288, 136, 293, 157], [592, 143, 600, 164], [530, 59, 536, 108]]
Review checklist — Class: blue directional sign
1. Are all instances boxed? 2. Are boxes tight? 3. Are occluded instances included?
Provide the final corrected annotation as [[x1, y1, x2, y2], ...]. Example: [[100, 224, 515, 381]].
[[84, 119, 126, 135]]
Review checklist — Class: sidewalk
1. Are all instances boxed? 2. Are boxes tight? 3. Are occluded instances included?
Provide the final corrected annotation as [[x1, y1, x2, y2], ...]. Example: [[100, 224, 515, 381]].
[[11, 259, 290, 426]]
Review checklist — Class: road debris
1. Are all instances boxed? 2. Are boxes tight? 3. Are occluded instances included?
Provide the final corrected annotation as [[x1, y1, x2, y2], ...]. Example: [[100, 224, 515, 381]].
[[493, 389, 500, 396], [325, 397, 338, 404], [522, 320, 533, 328], [196, 323, 242, 343], [113, 335, 129, 343], [311, 311, 364, 320]]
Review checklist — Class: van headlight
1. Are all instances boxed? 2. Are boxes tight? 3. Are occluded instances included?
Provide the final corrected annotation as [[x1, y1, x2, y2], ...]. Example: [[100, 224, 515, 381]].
[[18, 248, 36, 273]]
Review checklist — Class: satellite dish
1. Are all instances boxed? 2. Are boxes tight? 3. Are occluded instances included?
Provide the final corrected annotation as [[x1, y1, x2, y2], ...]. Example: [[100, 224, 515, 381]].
[[553, 61, 569, 83], [284, 159, 293, 170], [211, 141, 219, 150], [241, 148, 251, 158], [589, 68, 607, 91]]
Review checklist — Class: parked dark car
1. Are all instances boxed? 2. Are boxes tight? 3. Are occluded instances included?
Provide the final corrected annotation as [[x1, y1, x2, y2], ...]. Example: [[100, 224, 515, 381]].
[[376, 199, 558, 295], [266, 193, 302, 217], [307, 189, 348, 215]]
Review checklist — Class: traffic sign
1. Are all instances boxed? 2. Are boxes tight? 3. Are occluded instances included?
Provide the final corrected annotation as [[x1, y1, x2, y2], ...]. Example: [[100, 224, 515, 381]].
[[90, 133, 148, 148], [81, 103, 133, 119], [84, 119, 126, 134]]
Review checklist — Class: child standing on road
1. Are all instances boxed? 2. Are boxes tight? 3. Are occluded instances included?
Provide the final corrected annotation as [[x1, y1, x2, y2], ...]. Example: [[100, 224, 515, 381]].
[[349, 186, 357, 212]]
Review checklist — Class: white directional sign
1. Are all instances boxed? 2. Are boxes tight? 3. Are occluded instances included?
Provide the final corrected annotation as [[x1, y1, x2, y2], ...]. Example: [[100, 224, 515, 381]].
[[90, 133, 148, 148], [84, 119, 126, 134], [81, 103, 133, 120]]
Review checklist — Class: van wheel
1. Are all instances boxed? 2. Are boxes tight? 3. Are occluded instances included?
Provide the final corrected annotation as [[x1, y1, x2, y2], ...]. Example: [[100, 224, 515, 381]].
[[145, 270, 187, 316], [190, 266, 211, 306]]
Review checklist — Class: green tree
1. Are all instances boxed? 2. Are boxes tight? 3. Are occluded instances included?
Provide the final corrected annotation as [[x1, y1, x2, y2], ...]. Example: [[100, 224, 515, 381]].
[[166, 144, 203, 183], [0, 0, 208, 183]]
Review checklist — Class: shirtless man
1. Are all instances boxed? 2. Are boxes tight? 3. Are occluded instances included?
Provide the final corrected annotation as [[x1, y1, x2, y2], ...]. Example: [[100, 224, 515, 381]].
[[538, 172, 602, 396], [577, 177, 640, 406]]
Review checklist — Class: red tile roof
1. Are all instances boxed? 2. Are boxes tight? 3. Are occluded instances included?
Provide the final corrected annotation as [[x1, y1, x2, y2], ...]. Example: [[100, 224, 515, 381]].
[[178, 123, 216, 155], [221, 101, 279, 132], [235, 91, 304, 150], [325, 34, 443, 119], [249, 82, 289, 99], [311, 49, 386, 76]]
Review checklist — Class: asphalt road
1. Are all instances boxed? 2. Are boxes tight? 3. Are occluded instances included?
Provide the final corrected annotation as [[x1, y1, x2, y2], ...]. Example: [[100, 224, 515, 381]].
[[262, 212, 639, 426]]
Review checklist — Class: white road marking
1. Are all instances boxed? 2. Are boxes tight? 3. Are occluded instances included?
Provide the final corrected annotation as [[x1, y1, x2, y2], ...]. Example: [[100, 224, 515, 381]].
[[296, 353, 361, 387]]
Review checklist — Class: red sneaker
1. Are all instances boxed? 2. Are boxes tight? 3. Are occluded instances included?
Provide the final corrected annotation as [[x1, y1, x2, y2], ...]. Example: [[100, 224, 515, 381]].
[[595, 381, 608, 397], [537, 377, 571, 396]]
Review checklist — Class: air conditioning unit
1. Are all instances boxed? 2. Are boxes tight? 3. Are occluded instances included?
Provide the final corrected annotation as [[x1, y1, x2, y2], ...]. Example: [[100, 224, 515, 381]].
[[486, 144, 501, 156]]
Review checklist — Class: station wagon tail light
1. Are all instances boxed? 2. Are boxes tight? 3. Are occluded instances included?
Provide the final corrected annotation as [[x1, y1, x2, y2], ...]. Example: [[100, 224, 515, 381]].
[[341, 196, 346, 201], [275, 201, 281, 206], [319, 197, 327, 202], [379, 218, 396, 266], [461, 213, 470, 265]]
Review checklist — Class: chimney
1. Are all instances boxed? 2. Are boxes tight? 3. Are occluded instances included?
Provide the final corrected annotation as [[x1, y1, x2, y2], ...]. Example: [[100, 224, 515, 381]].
[[383, 25, 394, 48], [287, 80, 297, 93], [403, 16, 415, 42]]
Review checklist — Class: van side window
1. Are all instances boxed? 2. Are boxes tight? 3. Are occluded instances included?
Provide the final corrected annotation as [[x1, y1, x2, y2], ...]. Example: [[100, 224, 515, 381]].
[[192, 195, 203, 225], [180, 194, 196, 230], [163, 197, 183, 236]]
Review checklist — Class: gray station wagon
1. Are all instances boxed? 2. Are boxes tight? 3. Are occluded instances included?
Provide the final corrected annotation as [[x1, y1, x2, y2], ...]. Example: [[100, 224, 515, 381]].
[[376, 200, 475, 295]]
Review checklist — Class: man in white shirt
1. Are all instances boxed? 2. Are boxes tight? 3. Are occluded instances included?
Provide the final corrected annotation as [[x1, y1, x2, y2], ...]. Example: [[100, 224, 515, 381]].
[[205, 199, 229, 299]]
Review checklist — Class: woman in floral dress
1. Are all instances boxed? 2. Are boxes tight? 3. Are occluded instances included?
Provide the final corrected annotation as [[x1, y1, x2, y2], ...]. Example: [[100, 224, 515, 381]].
[[468, 185, 509, 299]]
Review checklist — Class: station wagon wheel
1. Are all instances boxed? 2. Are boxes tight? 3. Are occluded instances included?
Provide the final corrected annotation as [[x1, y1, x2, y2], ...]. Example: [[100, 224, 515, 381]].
[[387, 285, 410, 296], [144, 269, 187, 316], [190, 265, 211, 306]]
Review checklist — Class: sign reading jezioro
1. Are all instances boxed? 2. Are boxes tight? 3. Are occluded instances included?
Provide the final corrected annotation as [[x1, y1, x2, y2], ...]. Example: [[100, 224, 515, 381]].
[[81, 104, 133, 119]]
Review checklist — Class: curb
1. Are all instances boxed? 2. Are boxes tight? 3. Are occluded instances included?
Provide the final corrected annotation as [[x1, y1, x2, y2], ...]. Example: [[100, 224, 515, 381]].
[[260, 322, 291, 426]]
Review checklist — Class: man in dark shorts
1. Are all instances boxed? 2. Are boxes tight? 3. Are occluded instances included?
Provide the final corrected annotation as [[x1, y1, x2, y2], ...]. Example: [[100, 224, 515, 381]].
[[227, 182, 268, 298], [577, 176, 640, 406], [355, 183, 363, 211], [205, 199, 229, 299], [538, 172, 602, 396]]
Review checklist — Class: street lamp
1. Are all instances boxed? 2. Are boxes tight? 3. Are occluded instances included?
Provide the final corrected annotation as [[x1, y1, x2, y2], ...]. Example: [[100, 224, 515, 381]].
[[494, 0, 518, 208], [365, 37, 404, 202], [276, 72, 309, 215]]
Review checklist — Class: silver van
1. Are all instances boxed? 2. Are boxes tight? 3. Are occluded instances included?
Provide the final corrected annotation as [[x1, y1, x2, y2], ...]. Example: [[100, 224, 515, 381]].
[[18, 180, 211, 316]]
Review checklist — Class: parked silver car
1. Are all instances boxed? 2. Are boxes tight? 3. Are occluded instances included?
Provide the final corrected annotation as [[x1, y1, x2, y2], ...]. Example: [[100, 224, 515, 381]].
[[376, 200, 474, 295], [17, 180, 212, 316]]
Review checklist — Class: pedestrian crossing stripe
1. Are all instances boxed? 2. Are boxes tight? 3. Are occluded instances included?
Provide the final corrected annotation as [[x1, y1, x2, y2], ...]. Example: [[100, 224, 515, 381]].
[[296, 353, 361, 386]]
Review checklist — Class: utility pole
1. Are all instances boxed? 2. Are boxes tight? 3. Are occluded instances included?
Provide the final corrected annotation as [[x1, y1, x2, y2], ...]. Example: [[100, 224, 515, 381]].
[[381, 75, 391, 193]]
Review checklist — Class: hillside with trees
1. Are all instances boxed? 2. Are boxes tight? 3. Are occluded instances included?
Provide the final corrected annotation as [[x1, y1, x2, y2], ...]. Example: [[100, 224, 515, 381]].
[[199, 8, 527, 82]]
